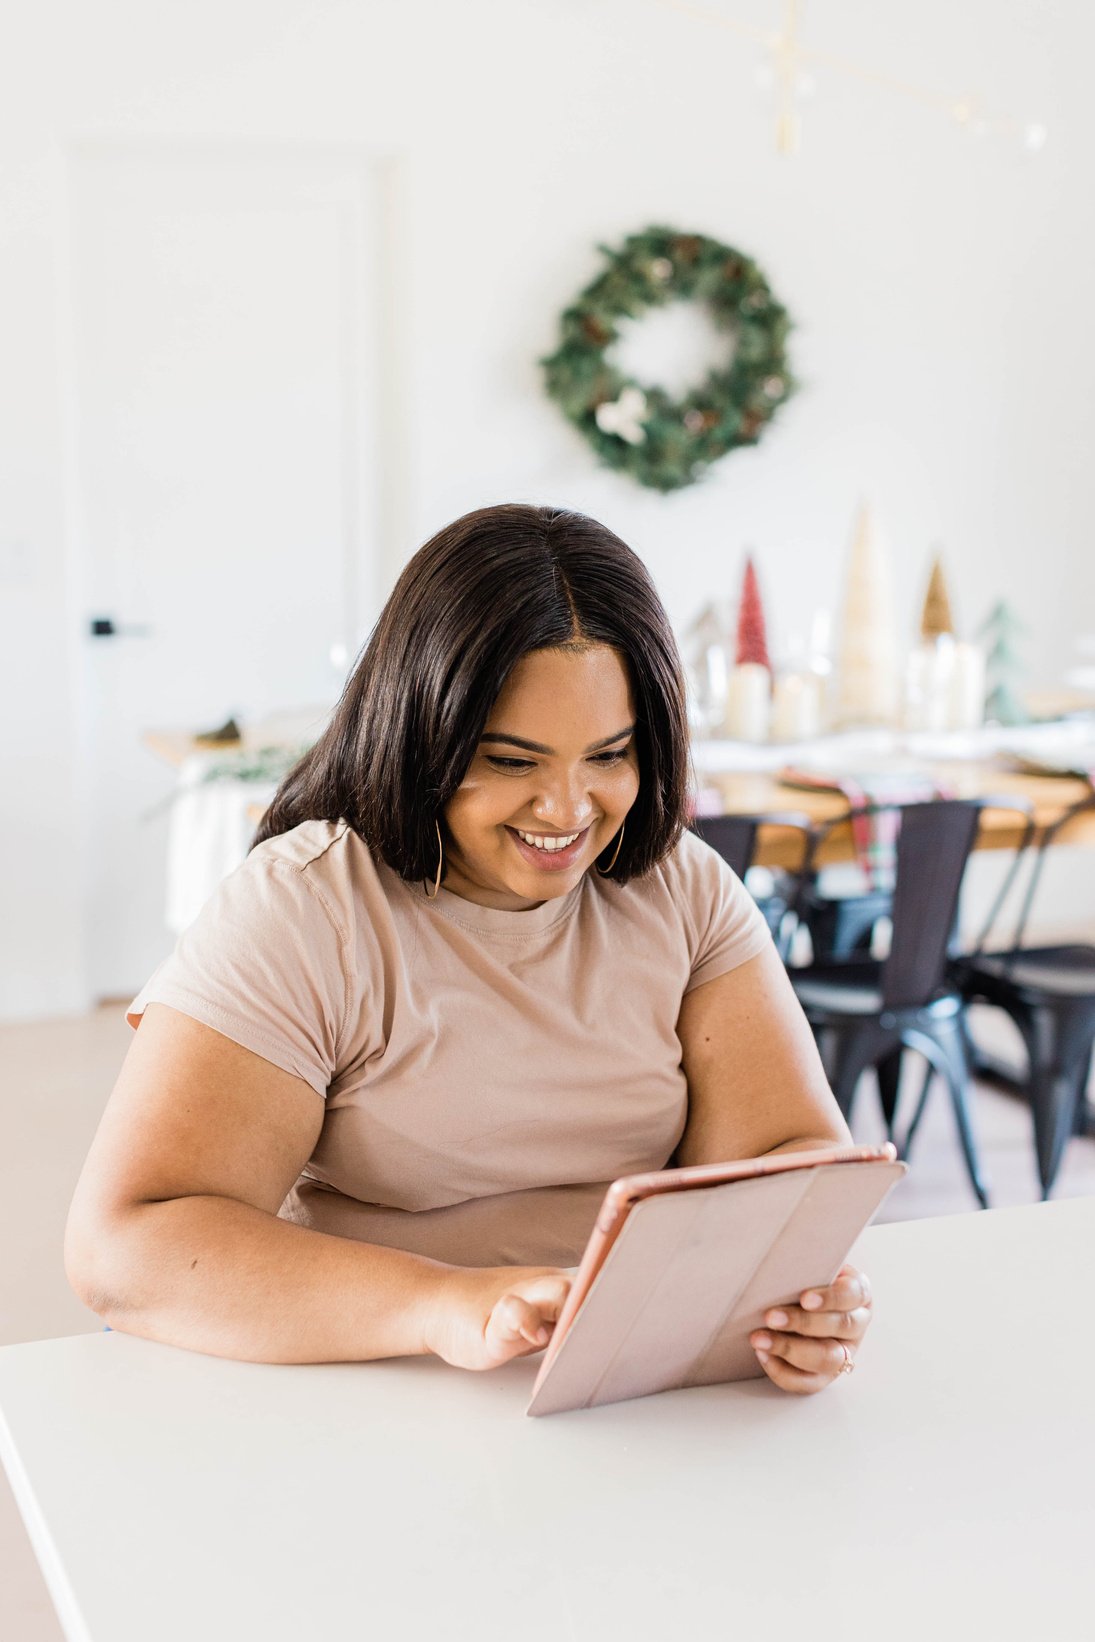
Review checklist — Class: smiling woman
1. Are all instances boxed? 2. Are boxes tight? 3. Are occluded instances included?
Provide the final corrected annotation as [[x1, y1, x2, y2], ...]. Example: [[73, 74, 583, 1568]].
[[443, 646, 640, 906], [252, 502, 691, 888], [66, 504, 867, 1392]]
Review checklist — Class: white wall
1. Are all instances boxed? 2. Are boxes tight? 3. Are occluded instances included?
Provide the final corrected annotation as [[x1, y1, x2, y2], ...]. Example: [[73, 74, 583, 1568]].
[[2, 0, 1093, 1018]]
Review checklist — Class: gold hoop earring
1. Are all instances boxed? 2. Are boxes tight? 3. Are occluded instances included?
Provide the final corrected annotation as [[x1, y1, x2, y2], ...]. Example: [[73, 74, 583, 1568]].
[[596, 821, 625, 877], [425, 819, 443, 899]]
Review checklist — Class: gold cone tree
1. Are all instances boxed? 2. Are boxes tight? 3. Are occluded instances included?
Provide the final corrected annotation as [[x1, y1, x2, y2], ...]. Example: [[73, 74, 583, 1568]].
[[920, 552, 956, 640]]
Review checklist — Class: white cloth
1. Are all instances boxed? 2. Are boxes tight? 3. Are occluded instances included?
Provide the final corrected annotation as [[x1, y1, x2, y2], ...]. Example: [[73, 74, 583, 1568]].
[[690, 719, 1095, 774], [165, 753, 278, 935]]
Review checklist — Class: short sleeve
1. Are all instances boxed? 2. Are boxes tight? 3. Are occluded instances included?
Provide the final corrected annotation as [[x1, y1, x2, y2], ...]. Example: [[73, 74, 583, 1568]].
[[126, 856, 351, 1097], [677, 831, 773, 994]]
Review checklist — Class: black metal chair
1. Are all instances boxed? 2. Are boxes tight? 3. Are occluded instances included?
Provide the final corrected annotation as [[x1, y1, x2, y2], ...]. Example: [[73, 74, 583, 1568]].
[[795, 878, 894, 960], [697, 806, 913, 962], [788, 797, 1033, 1210], [690, 811, 813, 962], [953, 792, 1095, 1199], [793, 784, 963, 962], [787, 798, 912, 961]]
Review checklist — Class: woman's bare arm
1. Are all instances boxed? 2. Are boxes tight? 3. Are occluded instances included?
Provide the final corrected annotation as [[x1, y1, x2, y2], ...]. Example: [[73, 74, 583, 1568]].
[[64, 1004, 567, 1367], [674, 943, 851, 1166], [675, 946, 876, 1396]]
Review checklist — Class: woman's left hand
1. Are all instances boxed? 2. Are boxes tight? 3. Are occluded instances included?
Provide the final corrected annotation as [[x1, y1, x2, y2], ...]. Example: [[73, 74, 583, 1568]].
[[749, 1263, 872, 1394]]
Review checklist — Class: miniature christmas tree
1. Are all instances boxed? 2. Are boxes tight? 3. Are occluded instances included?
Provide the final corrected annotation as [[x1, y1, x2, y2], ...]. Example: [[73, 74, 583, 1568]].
[[735, 555, 771, 669], [920, 552, 956, 640], [978, 600, 1029, 725], [834, 502, 900, 727]]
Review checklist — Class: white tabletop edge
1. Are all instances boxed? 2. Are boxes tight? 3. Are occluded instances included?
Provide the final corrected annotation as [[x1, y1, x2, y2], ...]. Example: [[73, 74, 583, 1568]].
[[0, 1397, 93, 1642], [3, 1195, 1095, 1642]]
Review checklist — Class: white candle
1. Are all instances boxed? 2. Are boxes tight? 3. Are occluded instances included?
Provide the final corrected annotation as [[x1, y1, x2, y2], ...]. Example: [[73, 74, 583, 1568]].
[[724, 663, 770, 743], [770, 672, 821, 742], [904, 638, 955, 732], [948, 642, 986, 731]]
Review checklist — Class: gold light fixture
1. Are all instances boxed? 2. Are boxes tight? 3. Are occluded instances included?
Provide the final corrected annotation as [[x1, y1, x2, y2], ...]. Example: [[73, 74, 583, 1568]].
[[654, 0, 1047, 158]]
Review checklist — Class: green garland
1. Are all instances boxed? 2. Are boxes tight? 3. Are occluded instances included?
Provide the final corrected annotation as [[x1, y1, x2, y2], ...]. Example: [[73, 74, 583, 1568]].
[[541, 226, 797, 493], [197, 743, 313, 785]]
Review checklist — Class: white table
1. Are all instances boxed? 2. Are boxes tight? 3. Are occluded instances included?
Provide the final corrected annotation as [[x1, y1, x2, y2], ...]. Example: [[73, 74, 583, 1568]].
[[2, 1200, 1091, 1642]]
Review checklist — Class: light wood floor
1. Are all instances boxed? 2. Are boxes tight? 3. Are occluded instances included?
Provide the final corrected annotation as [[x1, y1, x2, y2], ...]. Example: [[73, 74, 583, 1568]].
[[3, 1002, 1094, 1641]]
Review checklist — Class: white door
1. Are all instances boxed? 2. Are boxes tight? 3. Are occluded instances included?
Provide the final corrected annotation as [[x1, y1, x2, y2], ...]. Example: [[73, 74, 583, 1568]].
[[63, 144, 381, 999]]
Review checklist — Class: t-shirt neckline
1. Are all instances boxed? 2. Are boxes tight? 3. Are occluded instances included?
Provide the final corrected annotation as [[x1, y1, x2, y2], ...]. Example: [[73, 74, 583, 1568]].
[[402, 872, 585, 936]]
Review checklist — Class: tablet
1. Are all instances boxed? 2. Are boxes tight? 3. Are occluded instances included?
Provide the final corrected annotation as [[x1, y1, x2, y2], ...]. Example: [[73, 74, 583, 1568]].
[[527, 1142, 905, 1416]]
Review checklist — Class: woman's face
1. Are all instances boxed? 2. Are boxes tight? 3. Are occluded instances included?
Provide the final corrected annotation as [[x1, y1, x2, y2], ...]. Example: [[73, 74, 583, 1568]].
[[441, 644, 641, 911]]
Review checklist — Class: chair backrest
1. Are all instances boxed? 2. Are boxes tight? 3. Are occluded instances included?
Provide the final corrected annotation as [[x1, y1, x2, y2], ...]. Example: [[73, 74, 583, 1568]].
[[882, 800, 984, 1009], [883, 794, 1039, 1006], [689, 814, 759, 879], [974, 789, 1095, 962], [797, 795, 1034, 1009], [690, 810, 814, 880], [691, 811, 815, 962]]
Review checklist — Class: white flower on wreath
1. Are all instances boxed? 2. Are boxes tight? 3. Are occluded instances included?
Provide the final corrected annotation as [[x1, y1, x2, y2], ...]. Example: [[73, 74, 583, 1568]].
[[595, 386, 648, 446]]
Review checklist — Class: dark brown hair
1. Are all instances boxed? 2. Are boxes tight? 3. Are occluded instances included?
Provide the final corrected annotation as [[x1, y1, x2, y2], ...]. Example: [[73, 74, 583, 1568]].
[[251, 503, 691, 885]]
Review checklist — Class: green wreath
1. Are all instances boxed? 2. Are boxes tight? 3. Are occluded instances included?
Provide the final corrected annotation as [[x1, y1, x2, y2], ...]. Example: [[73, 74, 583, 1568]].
[[541, 226, 797, 493]]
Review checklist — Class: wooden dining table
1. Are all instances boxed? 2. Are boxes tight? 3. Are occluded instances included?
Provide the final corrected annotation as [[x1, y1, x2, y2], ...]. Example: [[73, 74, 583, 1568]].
[[700, 763, 1095, 869], [144, 727, 1095, 868]]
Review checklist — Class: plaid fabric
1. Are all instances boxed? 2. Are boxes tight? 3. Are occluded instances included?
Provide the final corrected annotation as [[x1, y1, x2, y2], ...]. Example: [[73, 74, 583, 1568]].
[[780, 768, 955, 890]]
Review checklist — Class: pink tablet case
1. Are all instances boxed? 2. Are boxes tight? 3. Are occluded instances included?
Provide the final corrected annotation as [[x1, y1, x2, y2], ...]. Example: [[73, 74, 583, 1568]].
[[526, 1158, 905, 1416]]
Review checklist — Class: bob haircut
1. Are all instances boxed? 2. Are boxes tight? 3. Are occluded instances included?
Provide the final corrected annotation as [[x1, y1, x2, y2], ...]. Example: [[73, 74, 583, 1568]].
[[251, 503, 692, 887]]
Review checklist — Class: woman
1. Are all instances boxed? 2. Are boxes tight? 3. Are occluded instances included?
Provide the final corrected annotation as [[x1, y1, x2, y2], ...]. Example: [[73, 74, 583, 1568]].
[[65, 504, 872, 1391]]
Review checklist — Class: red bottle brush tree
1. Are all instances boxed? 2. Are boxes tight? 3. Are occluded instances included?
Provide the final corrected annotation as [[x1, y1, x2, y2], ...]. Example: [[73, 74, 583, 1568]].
[[735, 555, 771, 670]]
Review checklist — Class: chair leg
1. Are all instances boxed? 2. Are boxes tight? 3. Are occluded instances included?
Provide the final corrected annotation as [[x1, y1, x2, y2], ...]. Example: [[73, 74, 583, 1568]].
[[1025, 1004, 1095, 1199], [876, 1048, 903, 1139], [903, 1017, 990, 1209], [830, 1032, 866, 1121], [940, 1021, 990, 1211], [959, 1008, 993, 1081], [829, 1023, 896, 1125], [1028, 1059, 1081, 1200], [1072, 1044, 1094, 1137], [898, 1055, 935, 1162], [803, 900, 839, 963], [971, 992, 1070, 1198], [833, 902, 881, 958]]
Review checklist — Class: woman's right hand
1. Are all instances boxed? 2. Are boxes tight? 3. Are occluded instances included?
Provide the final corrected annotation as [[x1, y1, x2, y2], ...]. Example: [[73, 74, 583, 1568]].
[[424, 1266, 573, 1372]]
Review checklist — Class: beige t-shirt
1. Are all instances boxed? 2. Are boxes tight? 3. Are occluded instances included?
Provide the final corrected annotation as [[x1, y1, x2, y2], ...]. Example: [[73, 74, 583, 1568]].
[[127, 820, 771, 1267]]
